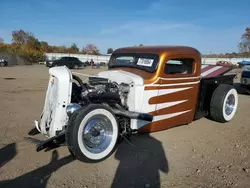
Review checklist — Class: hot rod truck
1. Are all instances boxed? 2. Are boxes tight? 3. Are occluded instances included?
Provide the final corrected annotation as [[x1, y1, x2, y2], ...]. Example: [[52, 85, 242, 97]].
[[30, 46, 238, 162]]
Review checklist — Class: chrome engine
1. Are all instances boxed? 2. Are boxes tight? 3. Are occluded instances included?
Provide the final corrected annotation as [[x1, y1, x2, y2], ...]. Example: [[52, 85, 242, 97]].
[[72, 75, 131, 109]]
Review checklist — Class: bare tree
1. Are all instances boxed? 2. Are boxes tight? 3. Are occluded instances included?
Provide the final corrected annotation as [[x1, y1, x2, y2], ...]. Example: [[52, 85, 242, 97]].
[[82, 44, 100, 55], [11, 29, 34, 45], [238, 27, 250, 53]]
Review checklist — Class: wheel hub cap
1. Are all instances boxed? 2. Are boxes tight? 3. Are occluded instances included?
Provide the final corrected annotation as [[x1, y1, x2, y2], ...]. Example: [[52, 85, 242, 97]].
[[225, 94, 235, 116], [82, 115, 113, 153]]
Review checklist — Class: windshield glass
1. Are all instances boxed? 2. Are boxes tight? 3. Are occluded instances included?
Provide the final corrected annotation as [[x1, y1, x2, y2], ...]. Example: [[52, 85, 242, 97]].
[[108, 53, 159, 73]]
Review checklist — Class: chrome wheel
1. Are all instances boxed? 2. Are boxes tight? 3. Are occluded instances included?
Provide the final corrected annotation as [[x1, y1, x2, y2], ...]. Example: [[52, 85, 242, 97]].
[[68, 105, 119, 161], [82, 114, 113, 154], [225, 94, 235, 116]]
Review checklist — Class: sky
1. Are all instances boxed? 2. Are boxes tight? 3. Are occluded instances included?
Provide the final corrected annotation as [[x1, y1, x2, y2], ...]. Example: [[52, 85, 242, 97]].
[[0, 0, 249, 54]]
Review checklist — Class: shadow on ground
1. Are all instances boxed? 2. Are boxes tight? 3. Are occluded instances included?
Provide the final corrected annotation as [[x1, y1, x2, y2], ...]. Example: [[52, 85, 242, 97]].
[[111, 134, 169, 188], [0, 149, 75, 188], [0, 143, 17, 168], [0, 135, 168, 188]]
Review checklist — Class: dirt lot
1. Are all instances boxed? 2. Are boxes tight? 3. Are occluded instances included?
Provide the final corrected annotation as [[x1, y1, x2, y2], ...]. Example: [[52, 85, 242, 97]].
[[0, 65, 249, 188]]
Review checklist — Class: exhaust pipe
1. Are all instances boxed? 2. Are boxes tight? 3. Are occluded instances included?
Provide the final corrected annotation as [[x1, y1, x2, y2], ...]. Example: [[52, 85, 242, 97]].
[[66, 103, 153, 122], [112, 109, 153, 122]]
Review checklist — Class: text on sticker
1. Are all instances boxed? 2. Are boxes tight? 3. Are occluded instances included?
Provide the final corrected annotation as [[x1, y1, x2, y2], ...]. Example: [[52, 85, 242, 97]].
[[137, 58, 154, 67]]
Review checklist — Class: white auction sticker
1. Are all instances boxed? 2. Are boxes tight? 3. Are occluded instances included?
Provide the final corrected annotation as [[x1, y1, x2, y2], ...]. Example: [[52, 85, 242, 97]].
[[137, 58, 154, 67]]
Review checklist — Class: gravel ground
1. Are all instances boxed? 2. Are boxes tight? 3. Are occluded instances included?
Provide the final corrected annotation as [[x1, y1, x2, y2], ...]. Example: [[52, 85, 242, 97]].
[[0, 65, 249, 188]]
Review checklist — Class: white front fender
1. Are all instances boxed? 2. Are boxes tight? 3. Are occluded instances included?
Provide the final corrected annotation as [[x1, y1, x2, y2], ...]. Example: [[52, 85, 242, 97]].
[[39, 66, 72, 137]]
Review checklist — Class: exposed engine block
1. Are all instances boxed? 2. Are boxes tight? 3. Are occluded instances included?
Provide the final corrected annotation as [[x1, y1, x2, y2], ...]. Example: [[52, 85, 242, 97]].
[[71, 75, 130, 109]]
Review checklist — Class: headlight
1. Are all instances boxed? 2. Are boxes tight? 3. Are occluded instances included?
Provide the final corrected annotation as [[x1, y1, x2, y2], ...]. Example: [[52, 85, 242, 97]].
[[66, 103, 81, 116]]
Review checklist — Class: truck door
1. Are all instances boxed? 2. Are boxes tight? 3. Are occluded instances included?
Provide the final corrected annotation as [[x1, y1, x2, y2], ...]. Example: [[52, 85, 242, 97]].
[[142, 55, 200, 132]]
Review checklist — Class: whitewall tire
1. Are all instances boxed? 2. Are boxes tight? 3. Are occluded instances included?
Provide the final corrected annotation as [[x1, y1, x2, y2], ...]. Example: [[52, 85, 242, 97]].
[[210, 84, 238, 123], [66, 104, 119, 162]]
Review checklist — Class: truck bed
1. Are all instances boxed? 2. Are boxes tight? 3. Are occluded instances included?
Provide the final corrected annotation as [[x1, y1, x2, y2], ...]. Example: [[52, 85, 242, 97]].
[[201, 64, 233, 78]]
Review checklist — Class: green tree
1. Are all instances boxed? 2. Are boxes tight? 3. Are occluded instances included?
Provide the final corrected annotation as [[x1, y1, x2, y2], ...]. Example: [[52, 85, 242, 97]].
[[25, 36, 41, 50], [10, 29, 47, 63], [69, 43, 79, 53], [107, 48, 113, 54], [0, 29, 104, 61], [40, 41, 50, 52], [0, 43, 9, 52]]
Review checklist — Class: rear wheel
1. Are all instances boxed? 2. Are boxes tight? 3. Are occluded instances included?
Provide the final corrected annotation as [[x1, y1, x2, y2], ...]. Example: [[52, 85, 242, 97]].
[[210, 84, 238, 123], [66, 104, 119, 162]]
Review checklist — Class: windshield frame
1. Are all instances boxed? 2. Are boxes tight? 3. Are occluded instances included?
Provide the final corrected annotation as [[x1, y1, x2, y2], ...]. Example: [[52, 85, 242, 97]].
[[108, 53, 160, 73]]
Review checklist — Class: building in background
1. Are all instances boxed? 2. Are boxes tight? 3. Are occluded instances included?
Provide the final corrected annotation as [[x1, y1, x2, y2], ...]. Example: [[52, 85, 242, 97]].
[[45, 53, 250, 66]]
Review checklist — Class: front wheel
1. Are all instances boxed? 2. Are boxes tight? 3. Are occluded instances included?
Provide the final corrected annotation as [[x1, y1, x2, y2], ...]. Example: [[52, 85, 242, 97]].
[[66, 104, 119, 162]]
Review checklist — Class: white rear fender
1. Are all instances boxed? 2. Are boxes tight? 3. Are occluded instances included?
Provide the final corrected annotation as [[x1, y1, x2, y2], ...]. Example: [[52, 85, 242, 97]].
[[39, 66, 72, 137]]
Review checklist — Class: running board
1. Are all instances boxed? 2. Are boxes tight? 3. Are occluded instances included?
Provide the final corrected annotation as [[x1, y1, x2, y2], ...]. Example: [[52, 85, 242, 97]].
[[36, 131, 66, 152]]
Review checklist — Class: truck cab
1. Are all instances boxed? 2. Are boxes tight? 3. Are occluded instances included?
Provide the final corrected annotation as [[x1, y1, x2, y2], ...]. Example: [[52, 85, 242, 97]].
[[103, 46, 201, 132], [103, 46, 237, 133]]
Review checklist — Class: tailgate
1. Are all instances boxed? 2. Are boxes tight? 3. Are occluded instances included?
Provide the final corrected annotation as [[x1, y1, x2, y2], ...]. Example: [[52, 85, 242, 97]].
[[201, 65, 232, 78]]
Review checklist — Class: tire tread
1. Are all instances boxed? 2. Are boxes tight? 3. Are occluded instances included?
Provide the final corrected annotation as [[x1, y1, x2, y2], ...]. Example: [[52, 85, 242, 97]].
[[65, 104, 120, 163]]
